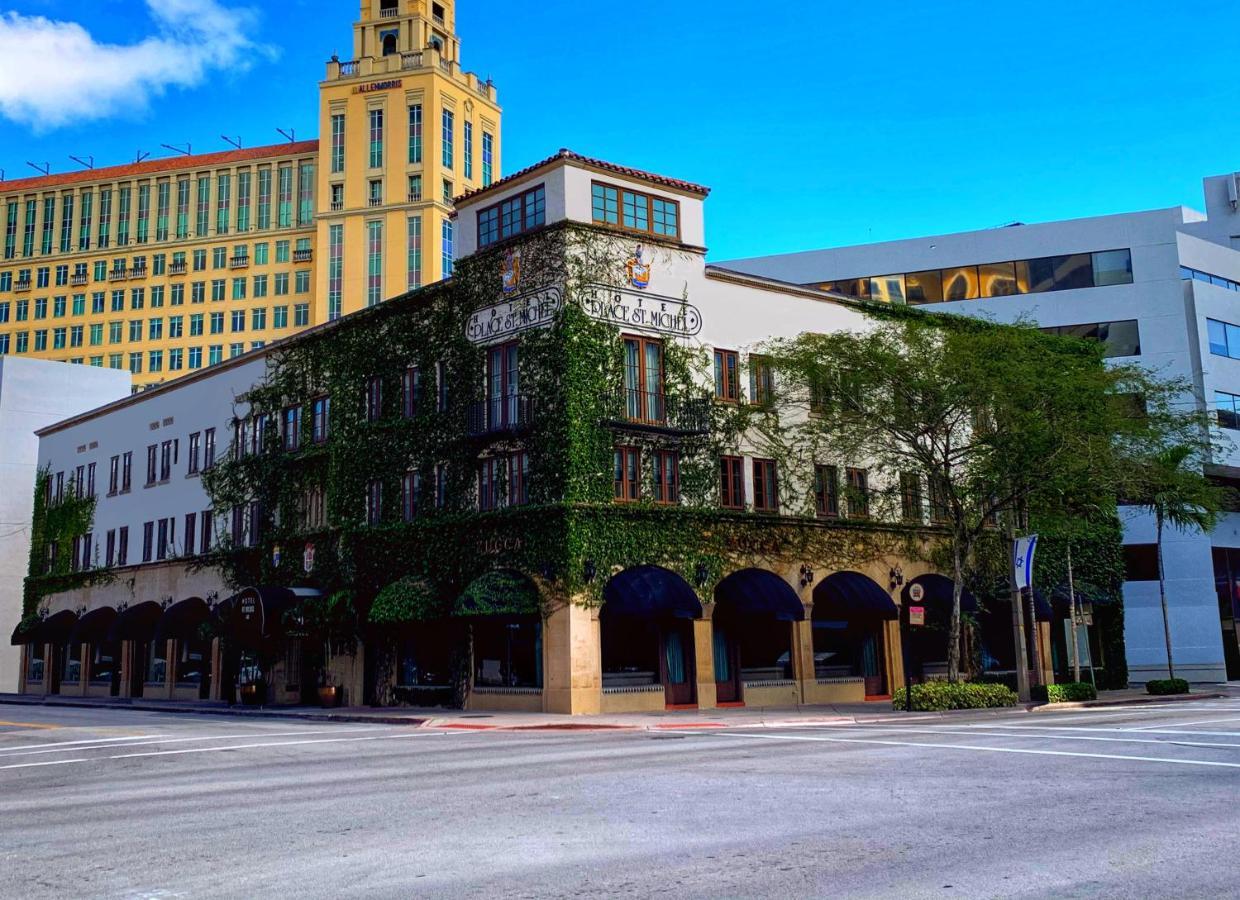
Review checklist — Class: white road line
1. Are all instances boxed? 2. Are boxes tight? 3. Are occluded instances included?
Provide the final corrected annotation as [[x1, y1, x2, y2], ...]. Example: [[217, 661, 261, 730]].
[[1129, 717, 1240, 731], [961, 723, 1240, 738], [0, 734, 170, 752], [0, 727, 397, 758], [802, 726, 1240, 752], [669, 730, 1240, 769], [0, 731, 451, 772]]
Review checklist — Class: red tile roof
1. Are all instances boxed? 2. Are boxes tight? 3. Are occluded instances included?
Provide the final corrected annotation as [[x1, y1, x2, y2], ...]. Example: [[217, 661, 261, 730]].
[[0, 140, 320, 194], [456, 149, 711, 206]]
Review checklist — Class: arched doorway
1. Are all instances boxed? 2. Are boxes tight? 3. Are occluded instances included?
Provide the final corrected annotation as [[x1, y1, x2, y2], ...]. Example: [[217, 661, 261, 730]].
[[901, 574, 978, 682], [813, 572, 897, 697], [456, 570, 543, 696], [712, 569, 804, 704], [602, 566, 702, 707], [67, 607, 119, 697]]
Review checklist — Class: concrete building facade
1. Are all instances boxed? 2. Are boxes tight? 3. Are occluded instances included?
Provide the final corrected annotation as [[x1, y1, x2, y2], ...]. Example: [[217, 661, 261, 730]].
[[726, 174, 1240, 684], [0, 358, 130, 691]]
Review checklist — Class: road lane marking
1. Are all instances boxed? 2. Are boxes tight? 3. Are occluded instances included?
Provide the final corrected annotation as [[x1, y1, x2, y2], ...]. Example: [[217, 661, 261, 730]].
[[669, 730, 1240, 769], [1129, 717, 1240, 731], [0, 734, 170, 752], [0, 731, 451, 772], [937, 723, 1240, 738], [792, 725, 1240, 752], [0, 726, 399, 758], [0, 720, 61, 731]]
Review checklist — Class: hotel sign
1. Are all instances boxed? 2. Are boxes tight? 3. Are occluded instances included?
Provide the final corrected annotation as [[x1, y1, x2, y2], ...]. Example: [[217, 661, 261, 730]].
[[466, 286, 563, 345], [583, 284, 702, 337], [353, 79, 403, 94]]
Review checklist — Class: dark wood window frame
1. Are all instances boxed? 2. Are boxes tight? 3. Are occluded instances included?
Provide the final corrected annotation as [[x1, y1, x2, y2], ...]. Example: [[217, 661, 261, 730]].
[[590, 180, 681, 240], [614, 445, 641, 503], [714, 348, 739, 402], [814, 464, 839, 518], [753, 458, 779, 513], [720, 455, 744, 510]]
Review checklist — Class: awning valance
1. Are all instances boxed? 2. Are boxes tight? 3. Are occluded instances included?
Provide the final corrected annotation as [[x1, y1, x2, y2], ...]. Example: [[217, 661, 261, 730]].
[[107, 602, 164, 644], [901, 574, 979, 615], [714, 568, 804, 622], [219, 586, 323, 648], [10, 616, 41, 646], [153, 597, 211, 644], [456, 571, 540, 618], [602, 566, 702, 620], [67, 607, 118, 646], [813, 572, 898, 621]]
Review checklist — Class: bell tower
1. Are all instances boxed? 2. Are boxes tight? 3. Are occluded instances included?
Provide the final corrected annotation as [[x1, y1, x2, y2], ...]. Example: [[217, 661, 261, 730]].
[[317, 0, 501, 322], [355, 0, 459, 64]]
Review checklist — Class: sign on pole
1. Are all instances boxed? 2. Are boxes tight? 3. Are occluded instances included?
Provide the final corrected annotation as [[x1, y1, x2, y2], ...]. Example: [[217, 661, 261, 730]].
[[1012, 534, 1039, 589]]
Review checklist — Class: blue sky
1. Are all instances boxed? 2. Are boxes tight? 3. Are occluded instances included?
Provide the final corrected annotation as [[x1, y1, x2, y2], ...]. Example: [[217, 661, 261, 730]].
[[1, 0, 1238, 260]]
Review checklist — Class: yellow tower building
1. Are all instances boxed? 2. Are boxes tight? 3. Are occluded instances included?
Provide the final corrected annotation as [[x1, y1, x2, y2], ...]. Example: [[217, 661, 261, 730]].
[[317, 0, 500, 320], [0, 1, 500, 388]]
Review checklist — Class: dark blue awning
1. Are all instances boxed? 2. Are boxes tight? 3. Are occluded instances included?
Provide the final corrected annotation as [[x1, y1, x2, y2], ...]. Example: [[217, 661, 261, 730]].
[[106, 601, 163, 644], [67, 607, 117, 645], [902, 574, 979, 615], [154, 597, 211, 644], [603, 566, 702, 620], [218, 586, 323, 648], [813, 572, 898, 621], [714, 568, 804, 621]]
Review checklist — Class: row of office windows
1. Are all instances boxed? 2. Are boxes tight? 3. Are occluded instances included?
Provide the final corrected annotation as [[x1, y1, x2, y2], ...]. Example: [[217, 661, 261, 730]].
[[60, 508, 220, 575], [0, 340, 272, 374], [0, 292, 310, 330], [1181, 266, 1240, 293], [0, 241, 312, 296], [330, 105, 493, 186], [815, 248, 1134, 305], [2, 163, 316, 262], [1039, 319, 1141, 358], [0, 307, 309, 358]]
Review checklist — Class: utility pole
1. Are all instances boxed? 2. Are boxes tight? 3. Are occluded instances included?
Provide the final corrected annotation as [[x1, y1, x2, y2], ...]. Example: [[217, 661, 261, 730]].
[[1067, 544, 1081, 683], [1008, 514, 1032, 703]]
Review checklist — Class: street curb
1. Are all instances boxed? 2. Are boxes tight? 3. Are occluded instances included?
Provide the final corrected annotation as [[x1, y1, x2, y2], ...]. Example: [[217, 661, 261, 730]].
[[1028, 692, 1225, 712], [0, 695, 429, 727]]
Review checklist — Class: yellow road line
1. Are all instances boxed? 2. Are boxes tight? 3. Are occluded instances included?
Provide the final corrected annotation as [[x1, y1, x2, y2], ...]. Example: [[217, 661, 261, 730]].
[[0, 720, 61, 731]]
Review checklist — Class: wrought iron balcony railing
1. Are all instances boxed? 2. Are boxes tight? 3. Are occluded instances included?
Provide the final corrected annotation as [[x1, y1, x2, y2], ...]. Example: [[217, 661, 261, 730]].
[[466, 394, 536, 437], [600, 389, 711, 436]]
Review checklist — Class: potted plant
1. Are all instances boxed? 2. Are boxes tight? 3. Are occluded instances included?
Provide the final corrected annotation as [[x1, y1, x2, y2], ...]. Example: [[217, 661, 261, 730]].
[[302, 591, 356, 708]]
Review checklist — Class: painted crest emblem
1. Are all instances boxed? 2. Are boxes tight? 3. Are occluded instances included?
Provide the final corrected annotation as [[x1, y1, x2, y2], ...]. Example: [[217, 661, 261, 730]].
[[625, 244, 653, 290], [501, 247, 522, 295]]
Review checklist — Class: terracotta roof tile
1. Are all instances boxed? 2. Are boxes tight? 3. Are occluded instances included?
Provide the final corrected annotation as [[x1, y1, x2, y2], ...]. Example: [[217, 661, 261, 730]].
[[456, 149, 711, 206], [0, 141, 320, 194]]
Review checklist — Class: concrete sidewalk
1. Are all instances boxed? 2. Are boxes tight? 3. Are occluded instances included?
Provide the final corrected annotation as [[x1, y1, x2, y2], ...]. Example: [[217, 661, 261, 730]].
[[0, 685, 1233, 730]]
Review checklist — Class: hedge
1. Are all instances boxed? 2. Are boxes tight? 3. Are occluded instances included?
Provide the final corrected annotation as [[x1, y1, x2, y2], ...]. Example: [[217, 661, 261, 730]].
[[1145, 678, 1190, 696], [1032, 682, 1097, 703], [892, 681, 1019, 711]]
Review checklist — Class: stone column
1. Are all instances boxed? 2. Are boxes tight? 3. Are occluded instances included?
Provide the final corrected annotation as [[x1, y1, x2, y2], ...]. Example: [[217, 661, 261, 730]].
[[792, 615, 816, 704], [885, 619, 905, 695], [692, 618, 716, 710], [209, 638, 223, 702], [543, 599, 601, 715]]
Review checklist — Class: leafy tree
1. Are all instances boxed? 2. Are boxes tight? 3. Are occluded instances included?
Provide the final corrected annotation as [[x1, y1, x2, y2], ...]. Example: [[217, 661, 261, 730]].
[[763, 312, 1210, 683]]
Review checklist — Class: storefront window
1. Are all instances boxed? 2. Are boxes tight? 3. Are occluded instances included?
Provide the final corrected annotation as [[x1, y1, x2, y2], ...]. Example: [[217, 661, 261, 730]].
[[601, 617, 660, 687], [89, 643, 119, 684], [473, 619, 541, 688], [26, 644, 44, 683], [62, 643, 82, 683], [177, 639, 210, 685], [397, 625, 454, 688], [145, 640, 167, 684]]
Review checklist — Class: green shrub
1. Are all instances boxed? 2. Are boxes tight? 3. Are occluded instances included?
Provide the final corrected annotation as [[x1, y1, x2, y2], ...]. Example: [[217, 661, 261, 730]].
[[1145, 678, 1190, 695], [892, 681, 1019, 711], [1031, 682, 1097, 703]]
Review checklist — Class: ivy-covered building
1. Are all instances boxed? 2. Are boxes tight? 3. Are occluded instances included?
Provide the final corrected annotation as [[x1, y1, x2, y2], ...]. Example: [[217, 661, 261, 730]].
[[14, 151, 1072, 713]]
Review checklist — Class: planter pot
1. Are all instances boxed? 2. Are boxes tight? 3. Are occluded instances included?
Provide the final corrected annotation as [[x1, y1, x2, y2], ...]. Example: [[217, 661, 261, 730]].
[[317, 685, 340, 708], [239, 682, 265, 706]]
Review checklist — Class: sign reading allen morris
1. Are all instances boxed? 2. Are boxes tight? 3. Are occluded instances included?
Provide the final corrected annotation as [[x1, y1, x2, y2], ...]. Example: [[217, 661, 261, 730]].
[[582, 284, 703, 337], [466, 286, 564, 345]]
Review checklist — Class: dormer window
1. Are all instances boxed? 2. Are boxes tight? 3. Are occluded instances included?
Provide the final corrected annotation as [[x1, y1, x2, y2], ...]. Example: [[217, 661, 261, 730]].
[[591, 181, 680, 239]]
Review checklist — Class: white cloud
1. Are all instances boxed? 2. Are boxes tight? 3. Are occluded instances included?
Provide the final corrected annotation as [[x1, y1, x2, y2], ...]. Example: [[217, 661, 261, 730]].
[[0, 0, 272, 130]]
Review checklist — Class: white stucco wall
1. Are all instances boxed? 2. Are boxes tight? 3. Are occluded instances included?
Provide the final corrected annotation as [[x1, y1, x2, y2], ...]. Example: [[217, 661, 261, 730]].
[[0, 358, 130, 692]]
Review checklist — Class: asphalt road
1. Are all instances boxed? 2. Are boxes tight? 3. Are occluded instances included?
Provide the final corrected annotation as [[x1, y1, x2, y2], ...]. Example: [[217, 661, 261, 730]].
[[2, 700, 1240, 899]]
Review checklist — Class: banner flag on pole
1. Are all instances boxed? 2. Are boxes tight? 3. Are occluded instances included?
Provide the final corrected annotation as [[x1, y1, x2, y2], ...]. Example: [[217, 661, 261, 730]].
[[1013, 534, 1039, 590]]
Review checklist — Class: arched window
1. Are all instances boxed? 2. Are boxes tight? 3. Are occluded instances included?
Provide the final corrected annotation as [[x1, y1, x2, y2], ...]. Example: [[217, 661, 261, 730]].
[[382, 33, 398, 56]]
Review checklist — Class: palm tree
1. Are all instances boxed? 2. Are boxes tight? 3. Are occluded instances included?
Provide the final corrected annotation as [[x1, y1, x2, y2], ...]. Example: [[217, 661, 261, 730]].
[[1135, 446, 1225, 680]]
